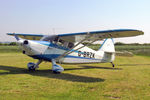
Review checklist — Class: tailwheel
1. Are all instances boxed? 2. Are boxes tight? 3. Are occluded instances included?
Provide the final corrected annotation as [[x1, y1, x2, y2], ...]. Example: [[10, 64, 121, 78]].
[[111, 62, 115, 67]]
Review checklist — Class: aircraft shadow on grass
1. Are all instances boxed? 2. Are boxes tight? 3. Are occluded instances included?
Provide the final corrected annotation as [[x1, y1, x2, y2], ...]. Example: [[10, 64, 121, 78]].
[[65, 65, 122, 71], [118, 64, 150, 66], [0, 65, 118, 83]]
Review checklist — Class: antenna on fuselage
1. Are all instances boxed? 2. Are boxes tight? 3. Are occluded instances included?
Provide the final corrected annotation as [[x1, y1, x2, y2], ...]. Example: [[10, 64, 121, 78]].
[[52, 28, 55, 35]]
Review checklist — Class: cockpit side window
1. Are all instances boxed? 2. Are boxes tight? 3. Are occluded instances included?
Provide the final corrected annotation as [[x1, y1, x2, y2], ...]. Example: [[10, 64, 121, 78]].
[[68, 42, 74, 48], [53, 36, 59, 43], [41, 35, 58, 43], [42, 36, 74, 49], [56, 39, 74, 49], [57, 39, 65, 46]]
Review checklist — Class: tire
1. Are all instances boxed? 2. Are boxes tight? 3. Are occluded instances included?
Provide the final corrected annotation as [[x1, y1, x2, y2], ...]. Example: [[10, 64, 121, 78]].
[[27, 62, 35, 71]]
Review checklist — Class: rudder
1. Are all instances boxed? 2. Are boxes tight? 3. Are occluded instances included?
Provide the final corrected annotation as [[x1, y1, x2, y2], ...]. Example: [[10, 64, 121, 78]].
[[98, 38, 115, 62], [98, 38, 115, 53]]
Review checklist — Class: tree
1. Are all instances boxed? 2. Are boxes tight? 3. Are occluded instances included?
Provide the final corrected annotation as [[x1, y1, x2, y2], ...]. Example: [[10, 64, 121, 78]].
[[115, 42, 125, 45], [9, 42, 17, 46]]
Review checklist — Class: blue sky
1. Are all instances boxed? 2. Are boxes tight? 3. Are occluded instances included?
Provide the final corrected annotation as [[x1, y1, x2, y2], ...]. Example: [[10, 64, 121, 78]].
[[0, 0, 150, 43]]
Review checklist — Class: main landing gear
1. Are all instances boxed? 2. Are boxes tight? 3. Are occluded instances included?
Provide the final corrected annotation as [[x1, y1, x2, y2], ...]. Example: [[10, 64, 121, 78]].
[[27, 60, 42, 71], [27, 59, 64, 74], [111, 62, 115, 67], [51, 59, 64, 74]]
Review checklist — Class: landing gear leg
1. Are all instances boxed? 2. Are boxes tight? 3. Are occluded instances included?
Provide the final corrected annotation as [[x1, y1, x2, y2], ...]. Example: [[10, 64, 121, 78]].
[[27, 60, 43, 71], [111, 62, 115, 67], [51, 59, 64, 74], [34, 60, 43, 69]]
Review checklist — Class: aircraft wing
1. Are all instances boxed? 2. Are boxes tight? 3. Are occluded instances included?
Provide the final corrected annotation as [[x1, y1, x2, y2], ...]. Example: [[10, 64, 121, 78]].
[[7, 29, 144, 60], [7, 33, 44, 40], [58, 29, 144, 43], [56, 29, 143, 60], [7, 29, 143, 42]]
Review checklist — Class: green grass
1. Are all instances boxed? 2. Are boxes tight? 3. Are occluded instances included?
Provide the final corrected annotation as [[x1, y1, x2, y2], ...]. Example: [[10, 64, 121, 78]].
[[0, 46, 21, 53], [0, 53, 150, 100]]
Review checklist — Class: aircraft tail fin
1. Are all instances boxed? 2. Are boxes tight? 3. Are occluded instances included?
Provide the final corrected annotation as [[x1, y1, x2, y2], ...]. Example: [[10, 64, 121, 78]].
[[98, 38, 115, 53], [98, 38, 115, 62]]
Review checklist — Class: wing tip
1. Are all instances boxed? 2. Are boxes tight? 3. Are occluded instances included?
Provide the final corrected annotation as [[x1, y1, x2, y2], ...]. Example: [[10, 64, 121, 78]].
[[7, 33, 15, 36]]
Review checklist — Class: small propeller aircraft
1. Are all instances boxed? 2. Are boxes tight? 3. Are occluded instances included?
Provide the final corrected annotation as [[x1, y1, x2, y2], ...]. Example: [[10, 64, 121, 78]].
[[7, 29, 143, 73]]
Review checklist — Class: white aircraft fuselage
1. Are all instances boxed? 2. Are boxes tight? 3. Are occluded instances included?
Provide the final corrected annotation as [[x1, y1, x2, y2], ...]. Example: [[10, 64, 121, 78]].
[[19, 39, 115, 64]]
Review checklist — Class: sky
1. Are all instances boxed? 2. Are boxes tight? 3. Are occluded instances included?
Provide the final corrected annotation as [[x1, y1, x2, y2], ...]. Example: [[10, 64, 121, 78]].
[[0, 0, 150, 43]]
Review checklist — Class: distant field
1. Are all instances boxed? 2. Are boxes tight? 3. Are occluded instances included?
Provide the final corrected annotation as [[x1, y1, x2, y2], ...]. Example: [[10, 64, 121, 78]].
[[0, 53, 150, 100], [115, 45, 150, 56], [89, 45, 150, 56]]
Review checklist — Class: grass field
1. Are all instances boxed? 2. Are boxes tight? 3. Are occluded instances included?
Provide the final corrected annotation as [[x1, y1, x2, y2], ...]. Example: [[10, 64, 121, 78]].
[[0, 48, 150, 99], [0, 46, 21, 53]]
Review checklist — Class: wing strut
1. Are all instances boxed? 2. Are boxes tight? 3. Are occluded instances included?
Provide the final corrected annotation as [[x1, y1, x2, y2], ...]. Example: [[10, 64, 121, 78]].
[[56, 38, 87, 61], [56, 33, 92, 61], [56, 38, 98, 61]]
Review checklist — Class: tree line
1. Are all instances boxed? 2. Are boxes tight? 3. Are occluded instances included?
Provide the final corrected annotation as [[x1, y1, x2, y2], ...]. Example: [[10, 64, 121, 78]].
[[114, 42, 150, 46], [83, 42, 150, 46], [1, 42, 150, 46], [0, 42, 18, 46]]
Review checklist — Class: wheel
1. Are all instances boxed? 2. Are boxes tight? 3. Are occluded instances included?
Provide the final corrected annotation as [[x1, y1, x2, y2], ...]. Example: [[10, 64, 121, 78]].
[[112, 63, 115, 67], [52, 64, 64, 74], [111, 62, 115, 67], [27, 62, 36, 71]]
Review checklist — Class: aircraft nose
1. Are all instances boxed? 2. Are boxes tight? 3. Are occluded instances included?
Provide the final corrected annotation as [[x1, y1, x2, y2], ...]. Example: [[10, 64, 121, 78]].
[[18, 40, 32, 55], [22, 40, 31, 50], [17, 40, 29, 48]]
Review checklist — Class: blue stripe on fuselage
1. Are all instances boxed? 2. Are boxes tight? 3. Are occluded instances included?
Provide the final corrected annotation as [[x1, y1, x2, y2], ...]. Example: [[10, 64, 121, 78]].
[[30, 54, 100, 61], [29, 40, 98, 61]]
